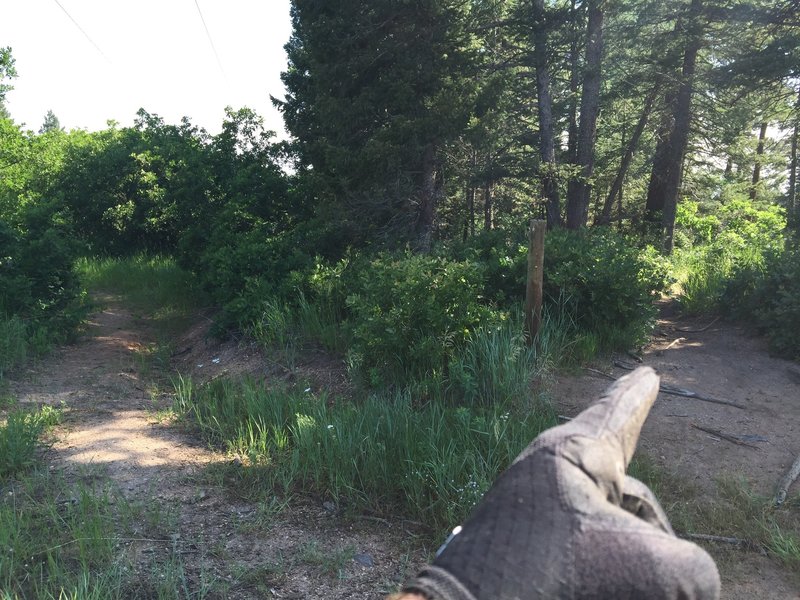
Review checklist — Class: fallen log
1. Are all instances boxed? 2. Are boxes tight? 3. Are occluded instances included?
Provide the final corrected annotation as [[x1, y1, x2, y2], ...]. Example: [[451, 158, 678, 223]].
[[588, 367, 747, 410], [676, 316, 720, 333], [681, 532, 747, 546], [664, 337, 686, 350], [659, 384, 747, 410], [690, 423, 761, 450], [774, 453, 800, 507]]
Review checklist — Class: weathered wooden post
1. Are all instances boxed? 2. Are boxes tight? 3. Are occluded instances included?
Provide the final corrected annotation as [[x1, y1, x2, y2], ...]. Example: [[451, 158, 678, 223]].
[[524, 219, 546, 346]]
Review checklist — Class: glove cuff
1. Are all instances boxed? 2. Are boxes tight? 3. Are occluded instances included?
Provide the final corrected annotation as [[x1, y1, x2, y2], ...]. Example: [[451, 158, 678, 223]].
[[403, 566, 477, 600]]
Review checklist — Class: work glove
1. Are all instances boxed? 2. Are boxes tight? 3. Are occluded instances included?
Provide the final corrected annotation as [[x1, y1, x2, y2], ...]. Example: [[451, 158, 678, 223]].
[[403, 366, 720, 600]]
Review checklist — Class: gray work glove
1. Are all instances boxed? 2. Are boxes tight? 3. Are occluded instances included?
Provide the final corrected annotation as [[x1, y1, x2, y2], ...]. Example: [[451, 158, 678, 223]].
[[403, 367, 720, 600]]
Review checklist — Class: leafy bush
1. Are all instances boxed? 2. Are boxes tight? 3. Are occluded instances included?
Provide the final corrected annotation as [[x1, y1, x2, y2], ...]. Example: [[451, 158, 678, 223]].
[[0, 220, 86, 378], [447, 227, 669, 351], [443, 228, 529, 304], [673, 199, 787, 315], [345, 253, 498, 386], [724, 247, 800, 359], [543, 228, 670, 349]]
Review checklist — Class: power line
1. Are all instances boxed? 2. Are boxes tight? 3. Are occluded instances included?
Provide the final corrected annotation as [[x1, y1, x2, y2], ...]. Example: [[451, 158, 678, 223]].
[[193, 0, 226, 79], [52, 0, 110, 63]]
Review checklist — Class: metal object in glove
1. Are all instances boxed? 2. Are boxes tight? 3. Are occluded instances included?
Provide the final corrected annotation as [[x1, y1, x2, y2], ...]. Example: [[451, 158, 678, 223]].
[[403, 367, 720, 600]]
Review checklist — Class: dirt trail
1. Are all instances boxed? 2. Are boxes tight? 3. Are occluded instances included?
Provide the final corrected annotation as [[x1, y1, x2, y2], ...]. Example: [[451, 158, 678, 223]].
[[10, 299, 418, 599], [13, 300, 215, 495], [9, 299, 800, 598], [553, 312, 800, 599]]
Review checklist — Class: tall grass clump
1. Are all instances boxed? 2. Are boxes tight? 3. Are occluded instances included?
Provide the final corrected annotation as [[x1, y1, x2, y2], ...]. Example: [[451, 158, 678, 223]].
[[447, 305, 589, 407], [0, 405, 61, 479], [0, 316, 32, 381], [0, 472, 127, 598], [174, 376, 556, 531], [76, 254, 206, 318]]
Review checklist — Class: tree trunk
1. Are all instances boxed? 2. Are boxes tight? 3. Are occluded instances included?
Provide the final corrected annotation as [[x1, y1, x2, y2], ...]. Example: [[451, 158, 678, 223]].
[[532, 0, 562, 228], [647, 0, 703, 254], [566, 0, 604, 230], [463, 185, 475, 240], [599, 82, 660, 225], [415, 143, 439, 252], [790, 88, 800, 230], [566, 0, 582, 165], [749, 121, 768, 201], [483, 184, 494, 230], [644, 102, 675, 224]]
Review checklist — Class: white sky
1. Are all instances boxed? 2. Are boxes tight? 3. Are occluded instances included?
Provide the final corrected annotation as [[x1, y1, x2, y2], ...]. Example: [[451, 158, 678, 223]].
[[0, 0, 293, 135]]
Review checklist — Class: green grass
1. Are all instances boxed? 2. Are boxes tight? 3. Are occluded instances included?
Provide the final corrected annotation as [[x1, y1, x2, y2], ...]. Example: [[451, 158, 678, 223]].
[[298, 540, 356, 578], [0, 317, 60, 384], [75, 255, 207, 330], [0, 405, 62, 479], [631, 456, 800, 569], [173, 375, 556, 533]]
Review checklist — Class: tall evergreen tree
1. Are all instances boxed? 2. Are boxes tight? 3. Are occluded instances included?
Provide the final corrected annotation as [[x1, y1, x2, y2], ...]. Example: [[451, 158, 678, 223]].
[[39, 110, 62, 134], [277, 0, 479, 250]]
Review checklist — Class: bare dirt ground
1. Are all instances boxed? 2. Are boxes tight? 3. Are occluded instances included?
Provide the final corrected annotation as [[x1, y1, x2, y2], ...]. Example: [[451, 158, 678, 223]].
[[553, 310, 800, 599], [10, 298, 422, 599], [9, 298, 800, 599]]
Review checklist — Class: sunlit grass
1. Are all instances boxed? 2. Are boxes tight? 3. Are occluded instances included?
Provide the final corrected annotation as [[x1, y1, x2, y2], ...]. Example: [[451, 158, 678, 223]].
[[173, 374, 556, 534], [76, 255, 207, 322]]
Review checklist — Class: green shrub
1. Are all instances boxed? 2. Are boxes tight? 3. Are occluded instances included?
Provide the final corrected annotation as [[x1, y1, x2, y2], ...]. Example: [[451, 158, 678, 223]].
[[0, 220, 85, 379], [543, 228, 669, 349], [345, 253, 498, 386], [673, 199, 787, 315], [724, 247, 800, 359], [443, 228, 529, 304]]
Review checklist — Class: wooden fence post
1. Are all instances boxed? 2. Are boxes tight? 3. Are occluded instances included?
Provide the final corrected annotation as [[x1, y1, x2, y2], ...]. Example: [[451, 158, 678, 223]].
[[524, 219, 546, 346]]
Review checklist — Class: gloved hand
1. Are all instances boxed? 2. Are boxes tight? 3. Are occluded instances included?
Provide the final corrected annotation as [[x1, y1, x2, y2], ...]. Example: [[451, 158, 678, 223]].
[[402, 366, 720, 600]]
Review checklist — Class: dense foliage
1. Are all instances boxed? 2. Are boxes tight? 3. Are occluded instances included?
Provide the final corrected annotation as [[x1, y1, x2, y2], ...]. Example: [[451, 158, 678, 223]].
[[0, 117, 86, 378], [1, 0, 799, 381]]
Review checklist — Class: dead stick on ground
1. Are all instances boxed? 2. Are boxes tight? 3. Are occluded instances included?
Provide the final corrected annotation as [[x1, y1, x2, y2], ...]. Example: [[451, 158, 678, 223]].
[[682, 533, 747, 546], [774, 453, 800, 507], [660, 384, 747, 410], [690, 423, 760, 450], [664, 337, 686, 350], [586, 367, 616, 381], [587, 368, 747, 409], [676, 316, 720, 333]]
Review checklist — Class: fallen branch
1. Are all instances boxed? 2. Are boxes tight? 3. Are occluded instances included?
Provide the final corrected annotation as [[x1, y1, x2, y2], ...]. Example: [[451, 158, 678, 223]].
[[659, 384, 747, 410], [681, 532, 747, 546], [625, 350, 643, 363], [676, 316, 720, 333], [589, 367, 747, 410], [613, 360, 638, 371], [690, 423, 761, 450], [774, 453, 800, 507], [664, 337, 686, 350], [586, 367, 615, 379]]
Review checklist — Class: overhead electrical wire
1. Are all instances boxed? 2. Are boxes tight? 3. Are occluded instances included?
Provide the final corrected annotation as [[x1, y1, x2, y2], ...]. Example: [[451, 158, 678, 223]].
[[193, 0, 227, 79], [52, 0, 110, 63]]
